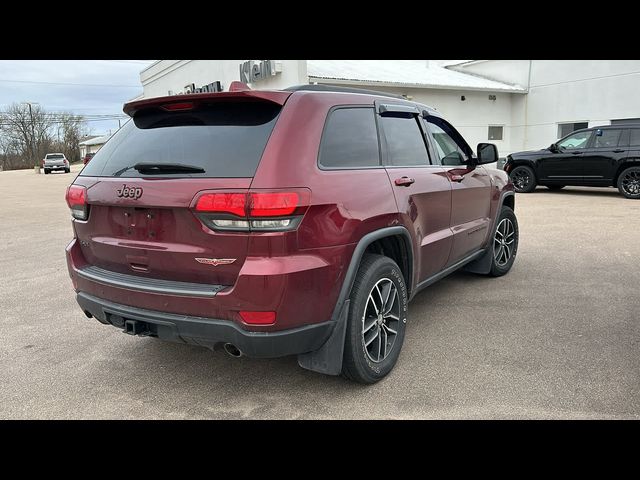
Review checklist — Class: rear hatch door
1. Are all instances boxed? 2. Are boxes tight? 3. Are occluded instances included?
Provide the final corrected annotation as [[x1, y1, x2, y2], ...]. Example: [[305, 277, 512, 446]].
[[73, 93, 288, 287]]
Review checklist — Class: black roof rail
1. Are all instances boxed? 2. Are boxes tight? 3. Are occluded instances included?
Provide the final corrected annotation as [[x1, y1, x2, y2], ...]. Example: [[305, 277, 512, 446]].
[[284, 84, 406, 100]]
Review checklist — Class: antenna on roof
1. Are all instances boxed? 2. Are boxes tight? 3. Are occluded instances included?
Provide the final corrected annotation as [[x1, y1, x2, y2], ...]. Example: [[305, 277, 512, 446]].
[[229, 81, 251, 92]]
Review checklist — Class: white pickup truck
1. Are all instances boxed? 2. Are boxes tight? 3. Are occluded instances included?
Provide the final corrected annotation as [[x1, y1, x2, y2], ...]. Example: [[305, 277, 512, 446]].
[[43, 153, 70, 174]]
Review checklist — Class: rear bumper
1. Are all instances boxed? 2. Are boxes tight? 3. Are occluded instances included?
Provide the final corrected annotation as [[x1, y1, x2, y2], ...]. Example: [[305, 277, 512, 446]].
[[66, 236, 352, 334], [44, 164, 67, 169], [77, 291, 335, 358]]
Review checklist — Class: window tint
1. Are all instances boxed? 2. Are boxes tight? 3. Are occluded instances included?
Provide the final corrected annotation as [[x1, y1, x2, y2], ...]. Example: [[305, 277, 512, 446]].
[[629, 129, 640, 146], [80, 102, 281, 178], [380, 115, 429, 166], [427, 121, 467, 166], [557, 130, 592, 150], [593, 129, 622, 148], [319, 108, 380, 168], [488, 125, 503, 141]]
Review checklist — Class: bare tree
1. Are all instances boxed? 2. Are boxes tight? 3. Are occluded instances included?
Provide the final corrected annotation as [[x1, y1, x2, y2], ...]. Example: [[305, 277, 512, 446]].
[[57, 113, 88, 163], [0, 103, 54, 169], [0, 104, 88, 170]]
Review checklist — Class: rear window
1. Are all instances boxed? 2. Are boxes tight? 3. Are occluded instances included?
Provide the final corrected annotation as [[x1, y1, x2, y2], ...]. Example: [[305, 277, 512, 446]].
[[46, 154, 64, 159], [80, 101, 282, 178]]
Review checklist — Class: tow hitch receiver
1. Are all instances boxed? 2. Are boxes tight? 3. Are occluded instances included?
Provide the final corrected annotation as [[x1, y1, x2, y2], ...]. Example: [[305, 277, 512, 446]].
[[124, 319, 150, 336]]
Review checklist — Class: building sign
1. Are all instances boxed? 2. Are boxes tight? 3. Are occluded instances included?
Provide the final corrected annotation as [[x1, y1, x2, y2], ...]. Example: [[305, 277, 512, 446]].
[[239, 60, 281, 84], [168, 81, 222, 96]]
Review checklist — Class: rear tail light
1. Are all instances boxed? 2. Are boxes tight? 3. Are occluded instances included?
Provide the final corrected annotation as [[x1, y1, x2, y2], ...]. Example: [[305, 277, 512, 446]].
[[192, 189, 310, 232], [239, 311, 276, 325], [65, 185, 89, 220]]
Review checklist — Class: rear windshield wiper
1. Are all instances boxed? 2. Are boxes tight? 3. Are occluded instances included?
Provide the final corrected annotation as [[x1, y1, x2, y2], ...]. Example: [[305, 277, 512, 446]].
[[134, 163, 205, 174], [112, 163, 206, 176]]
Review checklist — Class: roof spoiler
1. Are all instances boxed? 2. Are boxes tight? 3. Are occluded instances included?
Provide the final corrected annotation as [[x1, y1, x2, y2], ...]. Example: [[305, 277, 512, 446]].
[[123, 89, 291, 117]]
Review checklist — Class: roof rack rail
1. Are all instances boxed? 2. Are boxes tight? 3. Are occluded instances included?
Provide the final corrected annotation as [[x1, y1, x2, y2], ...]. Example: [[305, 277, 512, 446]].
[[284, 84, 406, 100]]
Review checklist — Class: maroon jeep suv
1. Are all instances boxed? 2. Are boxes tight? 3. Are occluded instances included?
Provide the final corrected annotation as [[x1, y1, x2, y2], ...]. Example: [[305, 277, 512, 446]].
[[65, 84, 518, 383]]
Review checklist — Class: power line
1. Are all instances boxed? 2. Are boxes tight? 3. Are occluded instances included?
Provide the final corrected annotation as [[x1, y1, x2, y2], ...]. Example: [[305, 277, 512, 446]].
[[0, 79, 141, 88]]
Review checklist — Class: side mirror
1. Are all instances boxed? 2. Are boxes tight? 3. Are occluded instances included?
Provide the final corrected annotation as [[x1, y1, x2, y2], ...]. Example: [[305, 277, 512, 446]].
[[596, 129, 603, 137], [476, 143, 498, 165], [549, 143, 559, 152]]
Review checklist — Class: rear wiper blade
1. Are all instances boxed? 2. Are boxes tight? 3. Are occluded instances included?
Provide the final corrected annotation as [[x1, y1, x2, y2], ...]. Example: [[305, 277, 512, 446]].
[[133, 163, 206, 174]]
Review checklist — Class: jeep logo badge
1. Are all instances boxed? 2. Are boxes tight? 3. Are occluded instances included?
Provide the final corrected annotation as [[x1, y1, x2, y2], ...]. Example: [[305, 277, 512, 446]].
[[116, 185, 143, 199]]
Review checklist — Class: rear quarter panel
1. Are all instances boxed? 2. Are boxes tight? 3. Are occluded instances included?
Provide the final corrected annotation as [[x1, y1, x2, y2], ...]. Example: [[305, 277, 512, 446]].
[[250, 92, 402, 317]]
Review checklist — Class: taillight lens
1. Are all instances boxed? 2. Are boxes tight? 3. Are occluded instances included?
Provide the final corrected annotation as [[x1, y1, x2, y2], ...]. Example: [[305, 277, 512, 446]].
[[65, 185, 88, 220], [193, 189, 310, 232], [195, 193, 246, 216]]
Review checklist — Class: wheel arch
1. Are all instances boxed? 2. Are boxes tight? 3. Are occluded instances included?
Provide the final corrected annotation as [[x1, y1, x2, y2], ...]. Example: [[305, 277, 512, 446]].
[[613, 160, 640, 187], [297, 226, 414, 375]]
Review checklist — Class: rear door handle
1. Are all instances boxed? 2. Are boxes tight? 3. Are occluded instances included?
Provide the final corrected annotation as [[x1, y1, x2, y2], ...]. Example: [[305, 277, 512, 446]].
[[613, 149, 625, 153], [394, 176, 415, 187]]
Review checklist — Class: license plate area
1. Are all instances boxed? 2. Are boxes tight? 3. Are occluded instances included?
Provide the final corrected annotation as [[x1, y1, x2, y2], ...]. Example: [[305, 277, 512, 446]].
[[117, 207, 163, 240]]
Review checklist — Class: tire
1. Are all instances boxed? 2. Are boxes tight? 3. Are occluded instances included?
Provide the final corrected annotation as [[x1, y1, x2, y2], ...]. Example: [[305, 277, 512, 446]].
[[489, 206, 519, 277], [510, 165, 537, 193], [65, 168, 70, 173], [44, 169, 50, 175], [617, 166, 640, 199], [546, 185, 565, 191], [342, 254, 408, 384]]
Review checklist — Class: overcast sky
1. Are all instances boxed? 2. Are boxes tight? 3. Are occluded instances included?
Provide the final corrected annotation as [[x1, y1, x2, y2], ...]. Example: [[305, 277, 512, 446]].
[[0, 60, 154, 136]]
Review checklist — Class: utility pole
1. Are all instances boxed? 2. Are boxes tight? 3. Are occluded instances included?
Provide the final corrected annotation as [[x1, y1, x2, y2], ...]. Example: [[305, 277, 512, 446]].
[[21, 102, 39, 170]]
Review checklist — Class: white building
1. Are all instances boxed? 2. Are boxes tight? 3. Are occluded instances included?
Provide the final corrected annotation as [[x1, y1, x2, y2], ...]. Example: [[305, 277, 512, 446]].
[[79, 134, 111, 158], [137, 60, 640, 156]]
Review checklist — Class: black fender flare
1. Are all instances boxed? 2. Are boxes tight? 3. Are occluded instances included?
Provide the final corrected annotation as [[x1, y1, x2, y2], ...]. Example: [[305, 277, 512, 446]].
[[464, 190, 516, 275], [297, 226, 414, 375]]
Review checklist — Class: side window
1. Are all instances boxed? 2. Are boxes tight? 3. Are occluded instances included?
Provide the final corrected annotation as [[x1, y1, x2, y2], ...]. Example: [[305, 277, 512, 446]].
[[593, 129, 622, 149], [628, 129, 640, 147], [557, 130, 592, 150], [379, 114, 430, 166], [426, 119, 469, 166], [318, 108, 380, 169]]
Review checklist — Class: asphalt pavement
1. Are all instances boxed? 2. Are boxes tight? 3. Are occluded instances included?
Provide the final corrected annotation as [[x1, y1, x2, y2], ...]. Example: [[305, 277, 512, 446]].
[[1, 164, 638, 419]]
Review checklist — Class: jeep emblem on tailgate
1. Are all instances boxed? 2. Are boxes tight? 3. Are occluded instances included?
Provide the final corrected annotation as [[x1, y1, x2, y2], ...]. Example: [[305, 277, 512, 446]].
[[116, 185, 143, 199]]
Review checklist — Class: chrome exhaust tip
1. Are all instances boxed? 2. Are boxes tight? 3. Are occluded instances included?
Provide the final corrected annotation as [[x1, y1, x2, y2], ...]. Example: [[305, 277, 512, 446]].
[[223, 343, 243, 358]]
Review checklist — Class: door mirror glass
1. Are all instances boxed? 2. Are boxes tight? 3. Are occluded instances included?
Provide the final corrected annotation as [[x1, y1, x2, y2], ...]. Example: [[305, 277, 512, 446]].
[[476, 143, 498, 164]]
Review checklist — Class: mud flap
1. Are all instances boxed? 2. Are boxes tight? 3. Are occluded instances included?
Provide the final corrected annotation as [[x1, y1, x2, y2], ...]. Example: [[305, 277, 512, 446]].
[[462, 248, 492, 274], [297, 299, 350, 376]]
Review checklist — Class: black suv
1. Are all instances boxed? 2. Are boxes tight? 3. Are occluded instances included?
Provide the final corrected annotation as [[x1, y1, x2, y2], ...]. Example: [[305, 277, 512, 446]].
[[504, 125, 640, 199]]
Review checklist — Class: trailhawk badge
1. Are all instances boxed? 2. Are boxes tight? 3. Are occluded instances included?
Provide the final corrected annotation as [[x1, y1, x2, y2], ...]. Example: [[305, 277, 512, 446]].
[[195, 258, 236, 266]]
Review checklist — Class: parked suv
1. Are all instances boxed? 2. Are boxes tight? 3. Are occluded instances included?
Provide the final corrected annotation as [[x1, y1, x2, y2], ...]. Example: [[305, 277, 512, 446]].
[[504, 125, 640, 198], [83, 152, 95, 165], [43, 153, 70, 174], [65, 84, 518, 383]]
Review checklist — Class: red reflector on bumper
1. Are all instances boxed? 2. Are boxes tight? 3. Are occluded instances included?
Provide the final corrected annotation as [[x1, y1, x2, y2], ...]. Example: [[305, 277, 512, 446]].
[[239, 311, 276, 325]]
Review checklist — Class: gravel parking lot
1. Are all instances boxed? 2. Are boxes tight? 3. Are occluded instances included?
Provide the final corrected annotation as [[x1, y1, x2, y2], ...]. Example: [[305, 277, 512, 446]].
[[1, 164, 639, 419]]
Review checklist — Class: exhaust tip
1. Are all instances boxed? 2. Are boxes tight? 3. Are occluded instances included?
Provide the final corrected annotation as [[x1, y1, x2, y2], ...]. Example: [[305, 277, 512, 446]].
[[223, 343, 243, 358]]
